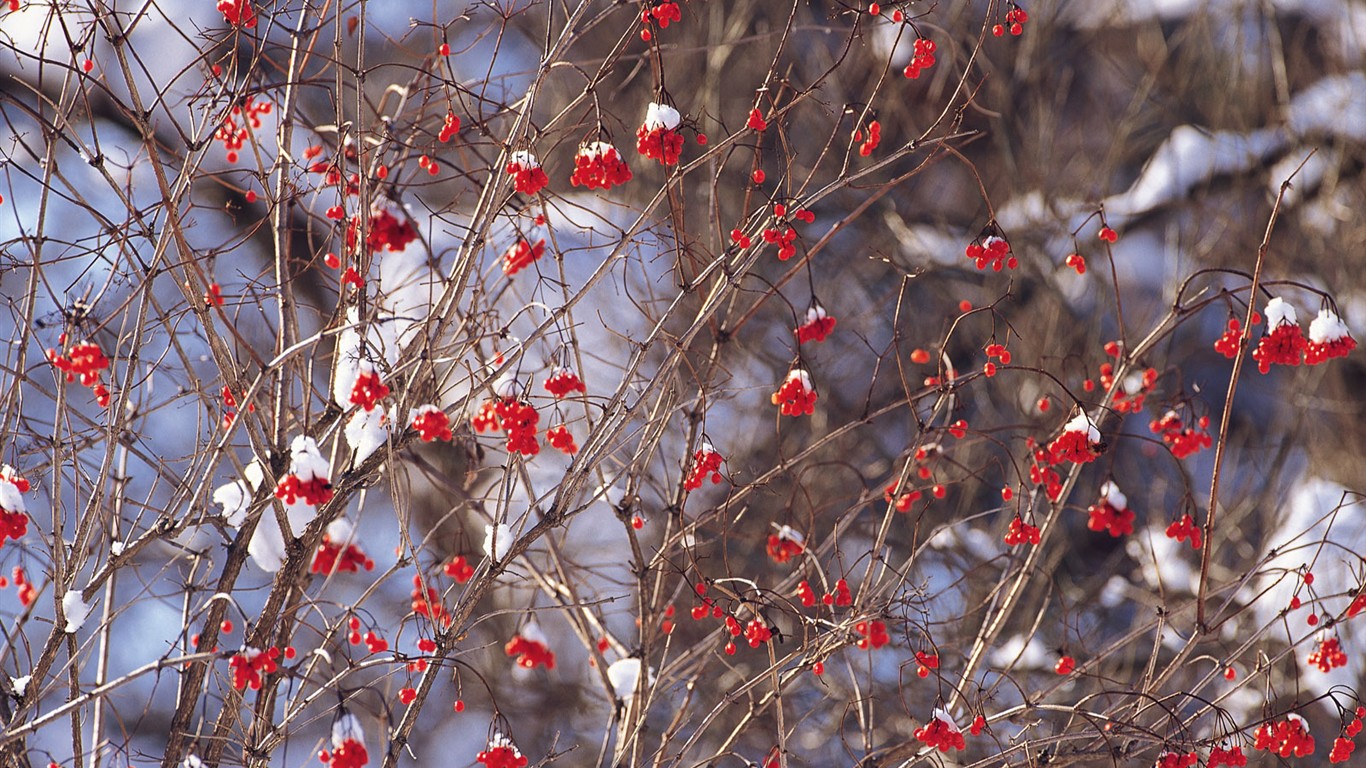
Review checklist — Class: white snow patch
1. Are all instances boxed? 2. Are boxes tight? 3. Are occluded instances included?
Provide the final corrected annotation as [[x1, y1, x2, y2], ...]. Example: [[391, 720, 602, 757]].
[[1264, 296, 1298, 328], [607, 657, 655, 701], [643, 102, 681, 131], [345, 405, 389, 466], [483, 523, 514, 562], [62, 590, 93, 633]]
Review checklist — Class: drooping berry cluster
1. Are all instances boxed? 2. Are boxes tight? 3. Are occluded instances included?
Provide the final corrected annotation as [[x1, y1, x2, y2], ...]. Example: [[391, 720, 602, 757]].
[[914, 650, 939, 677], [992, 4, 1029, 36], [636, 102, 684, 166], [765, 525, 805, 564], [505, 151, 549, 196], [1252, 297, 1307, 373], [217, 0, 256, 27], [505, 623, 556, 669], [761, 225, 799, 260], [966, 234, 1015, 271], [684, 443, 725, 490], [1306, 308, 1357, 364], [438, 110, 461, 142], [1207, 743, 1248, 768], [502, 238, 546, 276], [570, 141, 633, 190], [409, 405, 453, 442], [443, 554, 475, 583], [48, 339, 112, 407], [1004, 515, 1040, 546], [472, 398, 541, 456], [743, 618, 773, 647], [229, 646, 280, 691], [915, 709, 966, 752], [0, 465, 31, 547], [348, 360, 389, 412], [1307, 635, 1348, 672], [321, 714, 369, 768], [1101, 362, 1157, 413], [771, 369, 817, 416], [345, 202, 418, 254], [1086, 481, 1135, 538], [1214, 316, 1246, 358], [1154, 751, 1198, 768], [904, 37, 937, 79], [1164, 513, 1202, 549], [1253, 714, 1316, 758], [310, 519, 374, 575], [746, 108, 767, 131], [477, 734, 529, 768], [545, 424, 578, 454], [1046, 413, 1103, 465], [274, 435, 333, 506], [214, 95, 271, 163], [853, 119, 881, 156], [1149, 411, 1213, 459], [543, 367, 586, 397], [854, 619, 889, 649], [639, 0, 681, 40], [795, 305, 836, 343], [406, 576, 450, 626]]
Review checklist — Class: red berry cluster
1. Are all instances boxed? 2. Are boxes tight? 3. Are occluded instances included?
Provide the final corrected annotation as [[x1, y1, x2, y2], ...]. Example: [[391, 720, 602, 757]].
[[502, 238, 546, 276], [505, 632, 556, 669], [1004, 515, 1041, 546], [1045, 415, 1102, 465], [914, 650, 939, 677], [214, 95, 271, 163], [1054, 654, 1075, 675], [1155, 751, 1198, 768], [826, 577, 853, 607], [636, 103, 684, 165], [543, 367, 586, 397], [443, 554, 475, 583], [795, 306, 836, 343], [1207, 743, 1248, 768], [1164, 513, 1202, 549], [1064, 252, 1087, 274], [476, 737, 528, 768], [48, 340, 112, 407], [1330, 737, 1356, 764], [915, 712, 966, 752], [1087, 500, 1135, 537], [410, 405, 453, 442], [1214, 317, 1246, 358], [1253, 714, 1316, 758], [1101, 363, 1157, 413], [796, 580, 817, 607], [765, 526, 805, 564], [5, 565, 35, 606], [348, 361, 389, 412], [506, 152, 549, 196], [1252, 298, 1307, 373], [771, 369, 817, 416], [570, 142, 633, 190], [904, 38, 937, 79], [345, 204, 418, 254], [761, 225, 799, 260], [743, 618, 773, 647], [854, 619, 889, 649], [982, 342, 1010, 377], [1149, 411, 1213, 459], [1028, 444, 1064, 502], [320, 739, 369, 768], [229, 646, 280, 691], [472, 398, 541, 456], [746, 108, 767, 132], [992, 4, 1029, 36], [853, 120, 881, 156], [684, 444, 724, 490], [1349, 591, 1366, 618], [966, 235, 1015, 271], [1308, 635, 1348, 672], [410, 576, 451, 626], [885, 482, 921, 512], [1306, 308, 1357, 364], [545, 424, 578, 454], [311, 534, 374, 575], [0, 467, 31, 543], [639, 0, 681, 41], [438, 110, 461, 142], [217, 0, 256, 27], [274, 473, 332, 506]]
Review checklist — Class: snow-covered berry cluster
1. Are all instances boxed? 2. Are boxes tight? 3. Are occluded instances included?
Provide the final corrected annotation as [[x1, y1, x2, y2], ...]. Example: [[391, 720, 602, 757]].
[[915, 709, 966, 752], [505, 151, 549, 196], [771, 369, 817, 416], [570, 141, 632, 190], [472, 398, 541, 456], [765, 525, 805, 564], [0, 465, 31, 547], [274, 435, 333, 507], [409, 405, 453, 442], [1087, 481, 1135, 538], [684, 442, 724, 490], [505, 622, 556, 669], [1253, 714, 1315, 758], [795, 305, 836, 343], [310, 518, 374, 575], [476, 734, 529, 768], [636, 102, 684, 165], [966, 234, 1015, 271]]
